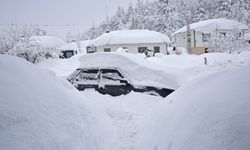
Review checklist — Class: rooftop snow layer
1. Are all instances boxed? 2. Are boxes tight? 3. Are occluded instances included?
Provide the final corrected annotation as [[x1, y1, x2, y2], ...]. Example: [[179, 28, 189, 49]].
[[30, 35, 66, 48], [91, 30, 171, 46], [172, 18, 249, 35], [79, 52, 182, 90]]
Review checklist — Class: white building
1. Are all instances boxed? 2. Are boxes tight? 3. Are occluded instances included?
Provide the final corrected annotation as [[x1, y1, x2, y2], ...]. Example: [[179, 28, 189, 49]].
[[87, 30, 171, 55], [172, 18, 248, 54]]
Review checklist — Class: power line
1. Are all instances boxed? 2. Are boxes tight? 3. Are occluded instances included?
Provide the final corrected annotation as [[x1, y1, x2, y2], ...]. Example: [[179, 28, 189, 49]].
[[0, 24, 86, 27]]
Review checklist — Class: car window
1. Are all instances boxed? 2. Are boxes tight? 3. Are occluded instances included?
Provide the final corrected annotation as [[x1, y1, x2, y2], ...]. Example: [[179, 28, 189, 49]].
[[75, 69, 99, 84], [100, 69, 125, 85]]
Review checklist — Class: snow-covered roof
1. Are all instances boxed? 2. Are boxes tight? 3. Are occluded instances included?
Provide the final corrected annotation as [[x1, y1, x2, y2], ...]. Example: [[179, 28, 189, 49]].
[[30, 35, 66, 48], [172, 18, 249, 36], [91, 30, 171, 46]]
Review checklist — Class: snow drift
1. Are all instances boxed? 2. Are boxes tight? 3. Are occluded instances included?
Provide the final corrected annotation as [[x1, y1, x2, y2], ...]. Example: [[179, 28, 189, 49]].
[[0, 55, 114, 150], [136, 66, 250, 150]]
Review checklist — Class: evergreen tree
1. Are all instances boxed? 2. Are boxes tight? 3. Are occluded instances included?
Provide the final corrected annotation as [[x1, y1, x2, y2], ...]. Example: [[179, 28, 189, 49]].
[[215, 0, 232, 18]]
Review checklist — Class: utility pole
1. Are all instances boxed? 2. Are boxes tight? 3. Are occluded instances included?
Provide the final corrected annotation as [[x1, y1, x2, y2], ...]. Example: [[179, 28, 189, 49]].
[[187, 19, 191, 54]]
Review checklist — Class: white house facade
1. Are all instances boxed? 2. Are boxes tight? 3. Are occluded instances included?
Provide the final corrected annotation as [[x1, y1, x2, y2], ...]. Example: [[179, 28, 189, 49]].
[[172, 18, 249, 54], [87, 30, 171, 55]]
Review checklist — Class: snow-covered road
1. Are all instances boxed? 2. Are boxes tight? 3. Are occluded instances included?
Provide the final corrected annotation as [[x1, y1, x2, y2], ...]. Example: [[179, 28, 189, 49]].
[[82, 90, 163, 150]]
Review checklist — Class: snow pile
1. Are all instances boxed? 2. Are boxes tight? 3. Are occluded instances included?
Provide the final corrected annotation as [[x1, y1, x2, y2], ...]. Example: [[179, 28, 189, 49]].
[[91, 30, 171, 46], [0, 55, 114, 150], [172, 18, 248, 35], [79, 52, 182, 89], [136, 66, 250, 150], [30, 35, 66, 48]]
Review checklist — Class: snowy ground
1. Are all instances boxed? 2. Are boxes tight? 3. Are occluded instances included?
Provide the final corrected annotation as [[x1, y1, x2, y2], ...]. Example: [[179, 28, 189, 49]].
[[1, 51, 250, 150]]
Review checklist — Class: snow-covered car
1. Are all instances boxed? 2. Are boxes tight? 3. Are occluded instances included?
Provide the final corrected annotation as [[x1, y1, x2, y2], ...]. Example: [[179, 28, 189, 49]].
[[67, 67, 174, 97]]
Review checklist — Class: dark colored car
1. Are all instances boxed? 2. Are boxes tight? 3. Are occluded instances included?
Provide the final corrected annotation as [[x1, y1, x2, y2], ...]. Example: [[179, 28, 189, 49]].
[[67, 67, 174, 97]]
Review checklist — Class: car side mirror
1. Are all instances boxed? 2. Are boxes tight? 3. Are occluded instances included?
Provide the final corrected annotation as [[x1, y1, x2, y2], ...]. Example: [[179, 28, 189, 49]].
[[120, 79, 128, 84]]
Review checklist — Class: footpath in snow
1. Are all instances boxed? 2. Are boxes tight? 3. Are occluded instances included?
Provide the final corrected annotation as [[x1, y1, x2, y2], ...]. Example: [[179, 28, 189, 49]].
[[82, 90, 163, 150]]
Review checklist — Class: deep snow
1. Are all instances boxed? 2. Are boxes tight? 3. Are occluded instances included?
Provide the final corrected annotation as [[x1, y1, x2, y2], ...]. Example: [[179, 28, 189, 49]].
[[0, 55, 115, 150], [136, 66, 250, 150], [2, 51, 250, 150]]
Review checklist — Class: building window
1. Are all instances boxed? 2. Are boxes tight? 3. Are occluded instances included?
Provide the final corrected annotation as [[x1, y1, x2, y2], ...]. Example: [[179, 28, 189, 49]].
[[104, 48, 111, 52], [86, 46, 96, 53], [202, 33, 210, 42], [138, 47, 147, 53], [154, 46, 160, 53]]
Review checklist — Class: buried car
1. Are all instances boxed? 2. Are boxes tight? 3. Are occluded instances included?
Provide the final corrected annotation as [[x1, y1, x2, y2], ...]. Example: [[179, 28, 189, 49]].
[[67, 67, 174, 97]]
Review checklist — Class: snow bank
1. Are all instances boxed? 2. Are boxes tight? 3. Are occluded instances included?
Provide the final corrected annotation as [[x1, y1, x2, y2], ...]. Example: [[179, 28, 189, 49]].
[[30, 35, 65, 48], [172, 18, 248, 35], [37, 54, 84, 77], [136, 66, 250, 150], [79, 52, 182, 89], [91, 30, 171, 46], [148, 51, 250, 81], [0, 55, 114, 150]]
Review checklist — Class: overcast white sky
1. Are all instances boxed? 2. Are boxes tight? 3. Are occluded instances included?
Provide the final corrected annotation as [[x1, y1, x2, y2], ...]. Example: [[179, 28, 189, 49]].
[[0, 0, 150, 39]]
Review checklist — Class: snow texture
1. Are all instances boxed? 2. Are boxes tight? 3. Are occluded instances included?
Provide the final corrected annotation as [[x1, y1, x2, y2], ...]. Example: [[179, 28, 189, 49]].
[[91, 30, 171, 47], [0, 55, 115, 150], [136, 66, 250, 150], [172, 18, 249, 35]]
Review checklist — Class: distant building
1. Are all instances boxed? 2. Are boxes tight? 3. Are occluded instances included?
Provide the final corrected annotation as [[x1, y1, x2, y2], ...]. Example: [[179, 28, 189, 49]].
[[58, 40, 91, 59], [87, 30, 171, 56], [172, 18, 249, 54]]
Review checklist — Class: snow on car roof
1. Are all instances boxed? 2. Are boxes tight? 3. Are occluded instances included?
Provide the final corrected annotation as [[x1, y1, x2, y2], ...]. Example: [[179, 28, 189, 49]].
[[30, 35, 66, 48], [91, 30, 171, 47], [78, 52, 181, 90], [172, 18, 249, 36]]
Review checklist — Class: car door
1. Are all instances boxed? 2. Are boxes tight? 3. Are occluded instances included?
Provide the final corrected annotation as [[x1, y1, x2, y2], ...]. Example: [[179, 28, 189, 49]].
[[97, 68, 133, 96]]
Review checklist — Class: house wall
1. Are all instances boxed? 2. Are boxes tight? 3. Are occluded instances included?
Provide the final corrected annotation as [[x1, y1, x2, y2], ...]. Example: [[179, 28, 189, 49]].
[[95, 43, 168, 55]]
